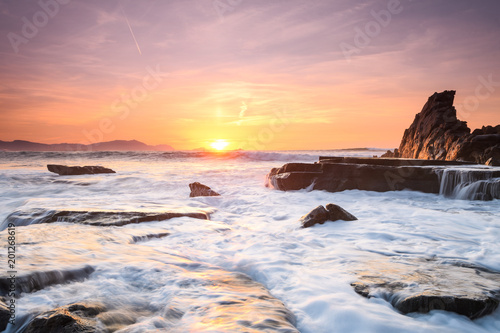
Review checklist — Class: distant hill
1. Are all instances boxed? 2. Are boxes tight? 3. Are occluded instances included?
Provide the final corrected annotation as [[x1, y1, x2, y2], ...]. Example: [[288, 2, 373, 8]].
[[0, 140, 175, 152]]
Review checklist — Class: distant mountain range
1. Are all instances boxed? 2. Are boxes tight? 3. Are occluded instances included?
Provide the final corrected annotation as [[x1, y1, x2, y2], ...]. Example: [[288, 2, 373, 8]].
[[0, 140, 175, 152]]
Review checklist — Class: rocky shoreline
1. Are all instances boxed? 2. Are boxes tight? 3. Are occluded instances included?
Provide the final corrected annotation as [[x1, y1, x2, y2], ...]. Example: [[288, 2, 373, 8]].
[[267, 91, 500, 200]]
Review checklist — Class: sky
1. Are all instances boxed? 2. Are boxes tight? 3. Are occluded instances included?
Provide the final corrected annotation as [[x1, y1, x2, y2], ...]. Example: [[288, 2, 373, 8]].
[[1, 0, 499, 150]]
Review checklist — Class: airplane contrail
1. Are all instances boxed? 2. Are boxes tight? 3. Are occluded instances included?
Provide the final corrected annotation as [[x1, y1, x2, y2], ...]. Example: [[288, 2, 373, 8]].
[[120, 3, 142, 55]]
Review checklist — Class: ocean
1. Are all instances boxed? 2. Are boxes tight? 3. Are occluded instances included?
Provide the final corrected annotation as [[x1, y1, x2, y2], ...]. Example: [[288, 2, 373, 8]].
[[1, 150, 499, 333]]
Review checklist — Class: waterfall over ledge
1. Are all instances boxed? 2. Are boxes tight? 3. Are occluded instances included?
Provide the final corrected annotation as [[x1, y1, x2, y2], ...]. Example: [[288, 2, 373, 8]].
[[438, 168, 500, 200]]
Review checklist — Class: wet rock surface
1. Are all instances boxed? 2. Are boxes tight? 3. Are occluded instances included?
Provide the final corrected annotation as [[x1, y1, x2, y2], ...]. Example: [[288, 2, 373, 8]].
[[0, 266, 95, 296], [325, 203, 357, 222], [189, 182, 221, 197], [300, 204, 357, 228], [266, 158, 467, 194], [266, 156, 500, 200], [2, 208, 210, 229], [300, 205, 329, 228], [25, 303, 106, 333], [47, 164, 116, 175], [351, 257, 500, 319]]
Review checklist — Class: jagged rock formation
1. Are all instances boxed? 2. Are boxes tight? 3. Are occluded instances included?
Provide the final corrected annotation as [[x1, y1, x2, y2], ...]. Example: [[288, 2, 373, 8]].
[[189, 182, 221, 197], [389, 90, 500, 164], [47, 164, 116, 175]]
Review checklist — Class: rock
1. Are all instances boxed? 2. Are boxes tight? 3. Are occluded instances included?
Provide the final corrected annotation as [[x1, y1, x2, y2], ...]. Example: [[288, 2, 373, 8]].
[[266, 157, 500, 200], [397, 90, 500, 163], [25, 303, 106, 333], [2, 209, 210, 229], [486, 157, 500, 166], [381, 148, 399, 158], [47, 164, 116, 175], [300, 204, 356, 228], [325, 203, 357, 222], [300, 205, 329, 228], [189, 182, 221, 197], [351, 257, 500, 319], [0, 266, 95, 296], [0, 297, 10, 331]]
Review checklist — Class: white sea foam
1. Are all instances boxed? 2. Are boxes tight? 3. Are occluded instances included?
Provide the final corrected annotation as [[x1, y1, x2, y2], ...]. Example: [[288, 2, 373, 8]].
[[0, 150, 499, 333]]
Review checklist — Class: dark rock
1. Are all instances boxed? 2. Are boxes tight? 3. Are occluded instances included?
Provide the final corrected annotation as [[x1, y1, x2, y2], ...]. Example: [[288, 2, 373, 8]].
[[300, 204, 356, 228], [325, 204, 357, 222], [131, 232, 170, 243], [486, 157, 500, 166], [266, 157, 499, 200], [397, 90, 500, 163], [300, 205, 329, 228], [267, 159, 446, 194], [381, 148, 399, 158], [351, 257, 500, 319], [2, 209, 210, 229], [25, 303, 106, 333], [0, 297, 10, 331], [0, 266, 95, 296], [47, 164, 116, 176], [189, 182, 221, 197]]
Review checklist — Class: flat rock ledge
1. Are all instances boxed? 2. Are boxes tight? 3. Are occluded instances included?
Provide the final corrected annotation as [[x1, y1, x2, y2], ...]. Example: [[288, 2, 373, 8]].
[[265, 157, 500, 196], [2, 209, 210, 229], [351, 258, 500, 319], [47, 164, 116, 175], [300, 204, 357, 228]]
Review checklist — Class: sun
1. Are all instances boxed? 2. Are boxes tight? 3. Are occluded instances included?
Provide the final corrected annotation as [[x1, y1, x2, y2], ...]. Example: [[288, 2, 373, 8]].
[[210, 139, 230, 151]]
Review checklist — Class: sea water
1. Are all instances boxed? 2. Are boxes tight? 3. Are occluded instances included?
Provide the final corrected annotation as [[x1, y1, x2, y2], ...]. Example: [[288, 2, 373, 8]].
[[0, 150, 499, 333]]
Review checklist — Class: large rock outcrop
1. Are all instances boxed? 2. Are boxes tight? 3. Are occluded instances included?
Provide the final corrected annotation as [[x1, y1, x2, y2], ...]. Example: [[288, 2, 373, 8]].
[[266, 157, 477, 195], [393, 90, 500, 164]]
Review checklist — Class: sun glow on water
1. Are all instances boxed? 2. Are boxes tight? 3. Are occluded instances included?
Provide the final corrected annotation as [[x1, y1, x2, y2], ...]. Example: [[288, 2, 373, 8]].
[[210, 139, 229, 151]]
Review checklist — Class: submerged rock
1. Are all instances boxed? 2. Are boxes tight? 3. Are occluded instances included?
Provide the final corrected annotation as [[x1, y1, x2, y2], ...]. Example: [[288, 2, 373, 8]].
[[0, 266, 95, 296], [351, 257, 500, 319], [189, 182, 221, 197], [47, 164, 116, 176], [300, 204, 357, 228], [2, 208, 210, 229], [25, 303, 106, 333]]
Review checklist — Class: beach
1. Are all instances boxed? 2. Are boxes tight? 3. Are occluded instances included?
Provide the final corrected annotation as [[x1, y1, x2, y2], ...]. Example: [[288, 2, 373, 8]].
[[1, 150, 500, 332]]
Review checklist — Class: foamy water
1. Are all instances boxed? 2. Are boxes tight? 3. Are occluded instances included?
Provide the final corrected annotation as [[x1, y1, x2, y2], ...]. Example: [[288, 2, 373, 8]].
[[1, 150, 499, 333]]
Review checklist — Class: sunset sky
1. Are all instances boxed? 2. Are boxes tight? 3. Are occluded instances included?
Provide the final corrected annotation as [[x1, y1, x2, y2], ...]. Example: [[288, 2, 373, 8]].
[[1, 0, 499, 150]]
